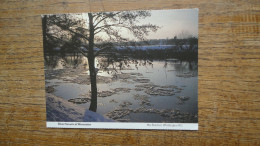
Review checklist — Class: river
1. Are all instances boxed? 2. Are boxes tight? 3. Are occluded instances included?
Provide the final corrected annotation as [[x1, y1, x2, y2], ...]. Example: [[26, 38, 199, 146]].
[[45, 55, 198, 123]]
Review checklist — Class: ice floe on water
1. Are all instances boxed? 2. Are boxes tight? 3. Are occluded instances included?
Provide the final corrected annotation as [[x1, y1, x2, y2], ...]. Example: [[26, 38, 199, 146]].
[[106, 107, 197, 123], [135, 84, 183, 96], [134, 94, 151, 106], [68, 98, 91, 104], [45, 59, 198, 123]]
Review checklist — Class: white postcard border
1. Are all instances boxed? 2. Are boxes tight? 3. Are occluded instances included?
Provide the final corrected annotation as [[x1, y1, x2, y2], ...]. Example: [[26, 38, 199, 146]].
[[47, 122, 198, 130]]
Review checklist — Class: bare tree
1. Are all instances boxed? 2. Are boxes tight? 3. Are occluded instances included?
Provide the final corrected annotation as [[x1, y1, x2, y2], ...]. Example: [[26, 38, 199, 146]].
[[42, 11, 159, 112]]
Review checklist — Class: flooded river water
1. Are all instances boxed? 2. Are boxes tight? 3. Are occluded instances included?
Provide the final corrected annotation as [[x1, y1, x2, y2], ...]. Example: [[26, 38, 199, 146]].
[[45, 56, 198, 123]]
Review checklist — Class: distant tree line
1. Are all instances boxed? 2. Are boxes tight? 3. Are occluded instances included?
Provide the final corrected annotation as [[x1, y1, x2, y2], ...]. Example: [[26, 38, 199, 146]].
[[44, 36, 198, 62], [101, 37, 198, 61], [114, 45, 198, 62]]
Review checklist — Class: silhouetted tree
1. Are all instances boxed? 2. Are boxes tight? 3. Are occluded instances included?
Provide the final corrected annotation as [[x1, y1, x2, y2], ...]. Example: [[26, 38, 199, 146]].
[[42, 11, 158, 112]]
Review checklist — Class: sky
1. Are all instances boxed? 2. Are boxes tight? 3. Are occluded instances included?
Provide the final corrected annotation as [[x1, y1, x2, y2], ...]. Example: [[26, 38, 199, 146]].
[[96, 9, 199, 40], [138, 9, 198, 39], [50, 9, 198, 41]]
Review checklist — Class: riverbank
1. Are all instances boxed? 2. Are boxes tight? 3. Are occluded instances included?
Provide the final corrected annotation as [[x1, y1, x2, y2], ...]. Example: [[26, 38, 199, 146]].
[[46, 93, 113, 122]]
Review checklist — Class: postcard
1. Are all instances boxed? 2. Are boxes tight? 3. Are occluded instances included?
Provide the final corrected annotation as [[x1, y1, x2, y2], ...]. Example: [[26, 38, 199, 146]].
[[42, 8, 198, 130]]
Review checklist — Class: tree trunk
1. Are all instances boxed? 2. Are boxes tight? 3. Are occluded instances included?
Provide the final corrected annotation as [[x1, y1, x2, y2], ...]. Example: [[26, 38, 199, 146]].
[[88, 56, 97, 112], [42, 15, 48, 60], [87, 13, 97, 112]]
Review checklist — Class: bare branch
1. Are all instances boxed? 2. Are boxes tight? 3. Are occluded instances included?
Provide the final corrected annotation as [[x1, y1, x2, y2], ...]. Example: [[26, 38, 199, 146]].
[[94, 12, 121, 28], [77, 47, 88, 57], [94, 23, 123, 31], [55, 23, 90, 42]]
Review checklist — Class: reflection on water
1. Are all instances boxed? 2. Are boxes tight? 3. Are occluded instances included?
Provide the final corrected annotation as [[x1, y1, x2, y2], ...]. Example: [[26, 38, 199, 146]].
[[45, 55, 198, 123], [44, 54, 88, 70]]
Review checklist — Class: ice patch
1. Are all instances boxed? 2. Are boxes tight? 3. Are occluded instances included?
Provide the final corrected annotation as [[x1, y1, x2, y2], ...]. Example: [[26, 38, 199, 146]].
[[83, 110, 114, 122]]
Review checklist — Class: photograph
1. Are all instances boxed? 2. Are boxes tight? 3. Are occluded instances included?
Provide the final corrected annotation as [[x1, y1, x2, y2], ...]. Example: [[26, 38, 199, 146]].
[[42, 8, 198, 130]]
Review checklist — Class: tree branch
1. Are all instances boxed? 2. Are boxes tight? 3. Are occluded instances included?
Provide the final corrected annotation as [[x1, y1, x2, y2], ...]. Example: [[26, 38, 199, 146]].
[[77, 47, 88, 57], [94, 23, 124, 31], [55, 23, 90, 42], [93, 12, 121, 28], [47, 34, 88, 57]]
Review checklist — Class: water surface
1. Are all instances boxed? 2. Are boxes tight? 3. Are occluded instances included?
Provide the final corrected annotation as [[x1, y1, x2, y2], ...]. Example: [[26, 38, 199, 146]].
[[45, 56, 198, 123]]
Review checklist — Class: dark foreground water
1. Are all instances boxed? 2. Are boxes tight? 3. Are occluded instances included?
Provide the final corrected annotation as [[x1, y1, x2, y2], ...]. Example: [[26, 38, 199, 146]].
[[45, 56, 198, 123]]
